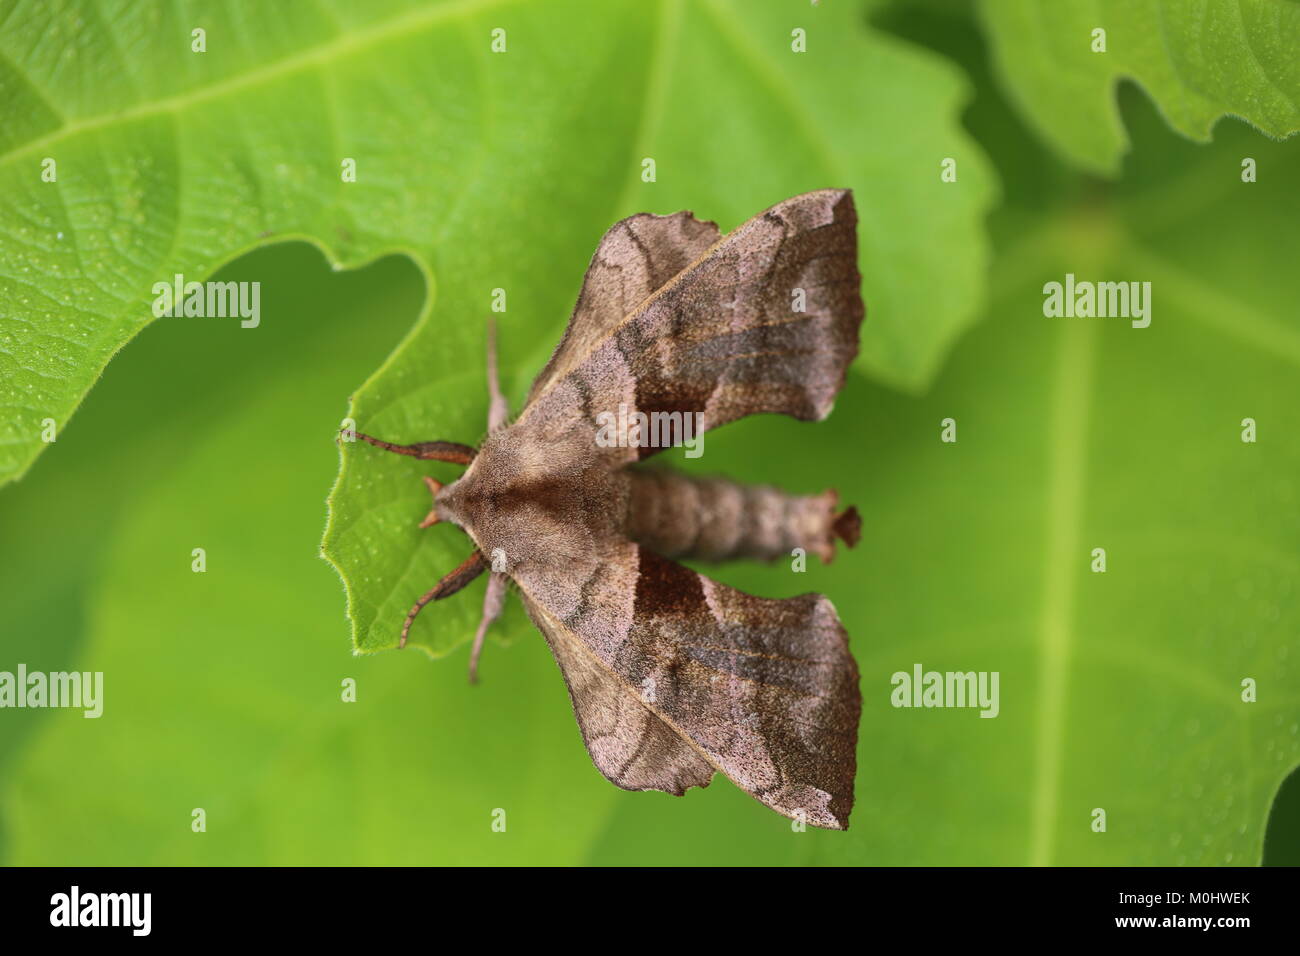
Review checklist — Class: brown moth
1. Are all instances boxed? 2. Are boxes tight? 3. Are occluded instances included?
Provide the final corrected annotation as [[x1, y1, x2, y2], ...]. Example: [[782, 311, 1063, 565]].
[[355, 189, 865, 829]]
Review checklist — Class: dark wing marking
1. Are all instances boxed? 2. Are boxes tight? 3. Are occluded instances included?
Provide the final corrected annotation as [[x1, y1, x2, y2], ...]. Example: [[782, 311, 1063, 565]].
[[527, 210, 722, 405]]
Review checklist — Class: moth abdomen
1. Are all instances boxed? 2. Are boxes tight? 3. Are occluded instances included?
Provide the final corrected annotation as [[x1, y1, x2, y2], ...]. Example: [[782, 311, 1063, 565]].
[[624, 467, 858, 564]]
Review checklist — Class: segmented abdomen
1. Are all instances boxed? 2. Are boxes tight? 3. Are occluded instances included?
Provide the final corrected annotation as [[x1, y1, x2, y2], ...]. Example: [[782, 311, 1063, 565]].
[[624, 468, 859, 564]]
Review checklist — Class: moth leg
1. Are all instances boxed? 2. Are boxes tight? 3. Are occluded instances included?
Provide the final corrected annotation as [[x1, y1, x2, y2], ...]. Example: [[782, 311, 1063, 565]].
[[468, 572, 507, 684], [485, 317, 509, 433], [400, 551, 487, 649], [352, 432, 476, 465]]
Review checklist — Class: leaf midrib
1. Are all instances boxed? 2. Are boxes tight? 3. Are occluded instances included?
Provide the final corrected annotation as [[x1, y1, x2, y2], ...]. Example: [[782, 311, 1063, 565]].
[[1027, 311, 1095, 866]]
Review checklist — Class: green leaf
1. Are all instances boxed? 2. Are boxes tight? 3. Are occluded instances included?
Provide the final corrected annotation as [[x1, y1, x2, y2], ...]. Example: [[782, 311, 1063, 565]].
[[979, 0, 1300, 174], [0, 0, 993, 492]]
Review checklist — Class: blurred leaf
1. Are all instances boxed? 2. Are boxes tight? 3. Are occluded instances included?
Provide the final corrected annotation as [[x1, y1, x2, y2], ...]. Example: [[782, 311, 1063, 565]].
[[0, 0, 993, 494], [979, 0, 1300, 174], [0, 242, 422, 860]]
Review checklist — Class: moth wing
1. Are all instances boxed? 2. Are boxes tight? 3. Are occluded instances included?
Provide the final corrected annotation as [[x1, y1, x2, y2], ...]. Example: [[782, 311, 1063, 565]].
[[518, 189, 863, 455], [522, 590, 717, 796], [515, 545, 861, 829], [526, 210, 722, 404]]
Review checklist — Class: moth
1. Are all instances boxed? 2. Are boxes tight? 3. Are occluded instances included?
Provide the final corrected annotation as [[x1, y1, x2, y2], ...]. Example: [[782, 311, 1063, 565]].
[[355, 189, 865, 829]]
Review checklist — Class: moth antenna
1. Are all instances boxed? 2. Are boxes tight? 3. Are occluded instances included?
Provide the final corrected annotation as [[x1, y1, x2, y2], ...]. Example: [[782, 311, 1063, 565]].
[[418, 475, 443, 528], [485, 317, 510, 433], [832, 506, 862, 550], [352, 431, 477, 465], [400, 551, 488, 649], [468, 572, 508, 684]]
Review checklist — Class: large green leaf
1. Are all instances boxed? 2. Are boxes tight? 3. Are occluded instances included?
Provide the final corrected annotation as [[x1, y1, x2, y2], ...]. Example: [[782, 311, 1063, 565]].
[[0, 0, 993, 492], [979, 0, 1300, 174]]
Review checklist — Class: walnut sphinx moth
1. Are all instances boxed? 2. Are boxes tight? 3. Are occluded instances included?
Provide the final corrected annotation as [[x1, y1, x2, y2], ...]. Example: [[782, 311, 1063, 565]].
[[355, 189, 866, 829]]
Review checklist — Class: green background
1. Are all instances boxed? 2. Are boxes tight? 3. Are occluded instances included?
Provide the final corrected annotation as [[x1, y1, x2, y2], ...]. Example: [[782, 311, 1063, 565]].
[[1, 0, 1297, 865]]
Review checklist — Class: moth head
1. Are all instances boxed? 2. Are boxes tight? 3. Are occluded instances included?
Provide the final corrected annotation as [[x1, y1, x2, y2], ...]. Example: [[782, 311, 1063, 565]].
[[348, 430, 493, 651], [349, 427, 479, 531]]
